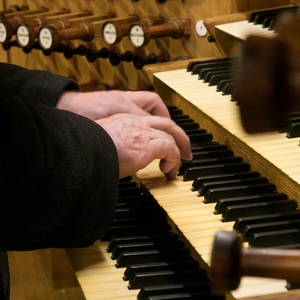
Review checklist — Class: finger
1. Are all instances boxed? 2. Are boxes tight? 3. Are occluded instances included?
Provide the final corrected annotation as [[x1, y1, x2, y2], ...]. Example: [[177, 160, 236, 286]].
[[160, 159, 180, 180], [147, 136, 181, 179], [146, 116, 193, 161], [129, 91, 171, 118]]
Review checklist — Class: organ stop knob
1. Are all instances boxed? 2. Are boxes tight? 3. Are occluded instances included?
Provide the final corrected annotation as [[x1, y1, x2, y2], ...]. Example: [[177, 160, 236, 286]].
[[38, 12, 121, 50], [102, 16, 164, 45], [0, 7, 49, 43], [210, 230, 300, 293], [129, 17, 191, 48], [15, 11, 91, 48]]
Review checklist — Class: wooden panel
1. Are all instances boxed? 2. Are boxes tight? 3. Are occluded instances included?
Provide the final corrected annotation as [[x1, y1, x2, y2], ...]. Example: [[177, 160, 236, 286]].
[[8, 250, 85, 300]]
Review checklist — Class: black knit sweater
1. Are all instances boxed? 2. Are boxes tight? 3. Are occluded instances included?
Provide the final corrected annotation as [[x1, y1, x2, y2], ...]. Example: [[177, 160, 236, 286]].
[[0, 63, 119, 250]]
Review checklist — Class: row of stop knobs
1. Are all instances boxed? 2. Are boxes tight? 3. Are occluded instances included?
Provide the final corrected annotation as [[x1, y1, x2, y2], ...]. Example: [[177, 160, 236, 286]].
[[0, 8, 191, 51], [2, 40, 168, 69]]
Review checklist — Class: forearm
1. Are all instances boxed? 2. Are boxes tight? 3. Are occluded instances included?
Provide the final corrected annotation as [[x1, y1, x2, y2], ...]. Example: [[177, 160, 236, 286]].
[[0, 62, 79, 107], [0, 95, 119, 250]]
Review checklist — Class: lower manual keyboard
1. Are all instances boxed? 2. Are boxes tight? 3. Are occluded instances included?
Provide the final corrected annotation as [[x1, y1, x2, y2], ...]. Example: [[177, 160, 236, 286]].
[[66, 179, 226, 300]]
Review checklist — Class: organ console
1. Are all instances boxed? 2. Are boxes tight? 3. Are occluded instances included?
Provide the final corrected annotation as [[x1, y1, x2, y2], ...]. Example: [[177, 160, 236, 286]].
[[3, 1, 300, 299]]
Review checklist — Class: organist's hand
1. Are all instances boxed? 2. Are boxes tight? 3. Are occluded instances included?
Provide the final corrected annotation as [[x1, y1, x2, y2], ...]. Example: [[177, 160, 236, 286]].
[[96, 113, 192, 179], [56, 90, 170, 120]]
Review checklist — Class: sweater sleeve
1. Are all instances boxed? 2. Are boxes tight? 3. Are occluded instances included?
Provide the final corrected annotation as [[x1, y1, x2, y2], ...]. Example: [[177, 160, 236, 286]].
[[0, 62, 79, 107], [0, 94, 119, 250]]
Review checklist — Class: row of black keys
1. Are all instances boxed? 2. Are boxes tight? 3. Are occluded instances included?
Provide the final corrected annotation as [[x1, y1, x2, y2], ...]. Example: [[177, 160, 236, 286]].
[[186, 57, 300, 138], [168, 105, 300, 248], [248, 6, 298, 30], [102, 179, 225, 300]]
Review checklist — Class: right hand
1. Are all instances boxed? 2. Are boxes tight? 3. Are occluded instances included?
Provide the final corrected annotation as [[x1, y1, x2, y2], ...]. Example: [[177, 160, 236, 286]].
[[57, 90, 170, 120], [96, 113, 192, 179]]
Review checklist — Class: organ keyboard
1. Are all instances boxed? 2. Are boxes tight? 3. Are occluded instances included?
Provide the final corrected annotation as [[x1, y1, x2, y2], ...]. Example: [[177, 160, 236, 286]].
[[214, 5, 299, 42], [65, 57, 300, 299]]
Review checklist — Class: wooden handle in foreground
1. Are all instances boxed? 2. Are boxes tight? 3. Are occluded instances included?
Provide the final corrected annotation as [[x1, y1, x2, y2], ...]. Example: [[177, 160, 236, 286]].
[[210, 230, 300, 293]]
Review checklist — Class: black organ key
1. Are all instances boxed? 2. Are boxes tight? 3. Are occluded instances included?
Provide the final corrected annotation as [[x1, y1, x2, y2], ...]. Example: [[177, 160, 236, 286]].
[[253, 11, 284, 25], [191, 144, 227, 153], [107, 233, 178, 253], [146, 293, 226, 300], [214, 192, 288, 215], [242, 219, 300, 242], [193, 171, 260, 191], [200, 177, 268, 197], [280, 113, 300, 132], [139, 284, 226, 300], [191, 149, 234, 160], [222, 199, 298, 222], [217, 79, 236, 95], [224, 83, 236, 96], [168, 107, 183, 116], [248, 6, 298, 23], [234, 211, 300, 232], [204, 183, 277, 203], [262, 16, 279, 29], [202, 69, 234, 82], [128, 268, 207, 289], [170, 114, 190, 120], [116, 248, 191, 268], [249, 228, 300, 248], [183, 162, 251, 181], [286, 122, 300, 138], [185, 129, 207, 136], [268, 18, 278, 31], [123, 259, 198, 281], [137, 282, 214, 300], [111, 239, 185, 260], [174, 118, 196, 124], [177, 122, 200, 131], [186, 57, 232, 72], [189, 133, 213, 145], [198, 66, 230, 80], [191, 59, 234, 75], [178, 156, 243, 175], [207, 72, 235, 86]]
